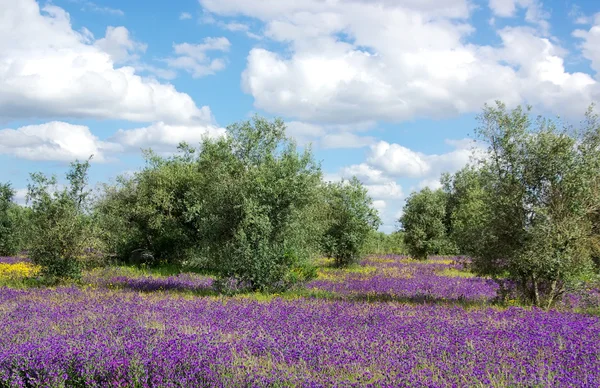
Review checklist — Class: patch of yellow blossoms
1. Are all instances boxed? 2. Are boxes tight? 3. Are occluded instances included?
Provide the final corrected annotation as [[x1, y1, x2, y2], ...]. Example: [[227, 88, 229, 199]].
[[0, 263, 41, 280]]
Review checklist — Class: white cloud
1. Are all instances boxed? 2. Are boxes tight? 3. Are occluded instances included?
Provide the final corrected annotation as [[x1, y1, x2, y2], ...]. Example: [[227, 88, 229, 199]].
[[340, 163, 392, 185], [109, 122, 227, 151], [488, 0, 549, 33], [200, 0, 598, 124], [366, 138, 479, 179], [0, 122, 119, 162], [573, 19, 600, 76], [285, 121, 374, 149], [372, 199, 386, 211], [179, 12, 193, 20], [0, 0, 212, 124], [417, 178, 443, 191], [165, 37, 231, 78], [95, 26, 147, 64], [365, 182, 404, 200]]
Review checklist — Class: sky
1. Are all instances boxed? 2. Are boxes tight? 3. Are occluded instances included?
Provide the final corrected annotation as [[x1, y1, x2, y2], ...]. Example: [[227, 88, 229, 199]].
[[0, 0, 599, 232]]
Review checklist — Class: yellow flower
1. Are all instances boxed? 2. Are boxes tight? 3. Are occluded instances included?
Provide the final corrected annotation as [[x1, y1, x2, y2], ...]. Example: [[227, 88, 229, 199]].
[[0, 262, 41, 280]]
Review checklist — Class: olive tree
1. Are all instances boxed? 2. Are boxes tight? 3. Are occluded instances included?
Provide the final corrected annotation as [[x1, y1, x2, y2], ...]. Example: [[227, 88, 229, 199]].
[[0, 183, 27, 256], [320, 177, 382, 267], [400, 188, 456, 260], [187, 116, 323, 291], [95, 145, 201, 267], [27, 159, 94, 281], [465, 102, 600, 307]]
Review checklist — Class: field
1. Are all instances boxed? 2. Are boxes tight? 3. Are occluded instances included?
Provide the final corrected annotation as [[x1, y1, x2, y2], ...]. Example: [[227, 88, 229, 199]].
[[0, 256, 599, 387]]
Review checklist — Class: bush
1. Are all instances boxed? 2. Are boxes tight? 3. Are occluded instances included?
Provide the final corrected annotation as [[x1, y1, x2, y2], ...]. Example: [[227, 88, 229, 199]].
[[320, 177, 381, 267], [188, 116, 323, 291], [0, 183, 27, 256], [400, 188, 457, 260], [96, 116, 323, 292], [95, 147, 200, 267], [27, 159, 94, 281]]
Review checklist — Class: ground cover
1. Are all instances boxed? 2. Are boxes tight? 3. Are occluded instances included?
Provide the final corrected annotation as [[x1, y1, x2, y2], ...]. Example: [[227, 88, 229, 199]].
[[0, 255, 598, 387]]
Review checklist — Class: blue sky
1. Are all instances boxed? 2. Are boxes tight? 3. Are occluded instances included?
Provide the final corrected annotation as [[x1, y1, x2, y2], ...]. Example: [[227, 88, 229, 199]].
[[1, 0, 599, 231]]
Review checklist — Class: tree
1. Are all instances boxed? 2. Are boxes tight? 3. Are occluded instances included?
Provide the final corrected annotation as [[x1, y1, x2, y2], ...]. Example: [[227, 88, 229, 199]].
[[99, 116, 324, 292], [466, 101, 600, 307], [400, 188, 456, 260], [95, 144, 201, 267], [441, 167, 488, 256], [361, 230, 406, 255], [27, 159, 94, 281], [320, 177, 382, 267], [187, 116, 323, 291], [0, 183, 27, 256]]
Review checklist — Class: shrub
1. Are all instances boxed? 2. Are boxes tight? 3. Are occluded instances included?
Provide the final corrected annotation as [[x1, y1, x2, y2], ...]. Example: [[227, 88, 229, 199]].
[[320, 177, 381, 267], [0, 183, 24, 256], [400, 188, 457, 260], [27, 159, 94, 281]]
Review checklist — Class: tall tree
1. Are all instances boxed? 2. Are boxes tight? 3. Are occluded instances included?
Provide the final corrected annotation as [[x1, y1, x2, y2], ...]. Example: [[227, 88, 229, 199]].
[[466, 102, 600, 307]]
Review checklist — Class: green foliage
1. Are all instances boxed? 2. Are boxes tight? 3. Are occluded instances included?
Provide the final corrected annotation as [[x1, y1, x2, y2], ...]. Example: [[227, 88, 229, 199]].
[[97, 116, 324, 292], [441, 167, 488, 256], [320, 177, 382, 267], [400, 188, 457, 260], [95, 145, 200, 266], [0, 183, 29, 256], [27, 159, 94, 281], [452, 101, 600, 307], [188, 116, 323, 291], [361, 230, 406, 255]]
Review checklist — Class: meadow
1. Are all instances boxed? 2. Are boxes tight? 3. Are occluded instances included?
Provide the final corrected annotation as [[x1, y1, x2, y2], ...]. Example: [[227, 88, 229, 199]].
[[0, 255, 598, 387]]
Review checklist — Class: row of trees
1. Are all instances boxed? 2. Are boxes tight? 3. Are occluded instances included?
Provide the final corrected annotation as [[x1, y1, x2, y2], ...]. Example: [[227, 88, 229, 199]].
[[401, 102, 600, 307], [0, 117, 383, 291]]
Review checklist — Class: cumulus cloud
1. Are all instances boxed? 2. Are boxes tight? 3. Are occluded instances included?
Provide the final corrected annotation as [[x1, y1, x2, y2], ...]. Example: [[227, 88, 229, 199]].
[[0, 122, 119, 162], [573, 18, 600, 76], [340, 163, 394, 185], [489, 0, 549, 32], [366, 138, 480, 179], [285, 121, 374, 149], [95, 26, 147, 64], [200, 0, 599, 124], [165, 37, 231, 78], [0, 0, 212, 124], [109, 122, 227, 151]]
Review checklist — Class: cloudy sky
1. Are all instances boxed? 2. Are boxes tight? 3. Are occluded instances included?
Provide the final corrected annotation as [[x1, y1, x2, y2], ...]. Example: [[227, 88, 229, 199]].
[[1, 0, 599, 231]]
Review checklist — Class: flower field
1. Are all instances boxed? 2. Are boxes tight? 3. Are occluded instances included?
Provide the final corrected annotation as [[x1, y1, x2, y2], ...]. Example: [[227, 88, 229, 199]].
[[0, 255, 599, 387]]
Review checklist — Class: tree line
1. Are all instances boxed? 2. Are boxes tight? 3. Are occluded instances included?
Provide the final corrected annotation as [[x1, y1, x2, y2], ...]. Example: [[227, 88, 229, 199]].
[[0, 116, 383, 292], [400, 102, 600, 307]]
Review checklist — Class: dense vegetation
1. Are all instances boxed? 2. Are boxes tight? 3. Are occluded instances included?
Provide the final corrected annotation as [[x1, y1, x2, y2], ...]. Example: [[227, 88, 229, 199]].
[[401, 102, 600, 307], [2, 116, 382, 292], [3, 103, 600, 307]]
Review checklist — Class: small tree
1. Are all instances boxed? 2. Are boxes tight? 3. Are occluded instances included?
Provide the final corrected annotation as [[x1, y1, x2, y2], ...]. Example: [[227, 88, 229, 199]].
[[400, 188, 456, 260], [467, 102, 600, 307], [441, 167, 488, 257], [27, 159, 93, 281], [187, 116, 323, 291], [95, 145, 200, 266], [0, 183, 26, 256], [321, 177, 381, 267]]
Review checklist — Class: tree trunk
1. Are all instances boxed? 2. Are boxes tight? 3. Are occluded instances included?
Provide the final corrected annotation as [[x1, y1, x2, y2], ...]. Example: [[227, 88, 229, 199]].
[[531, 274, 540, 307]]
